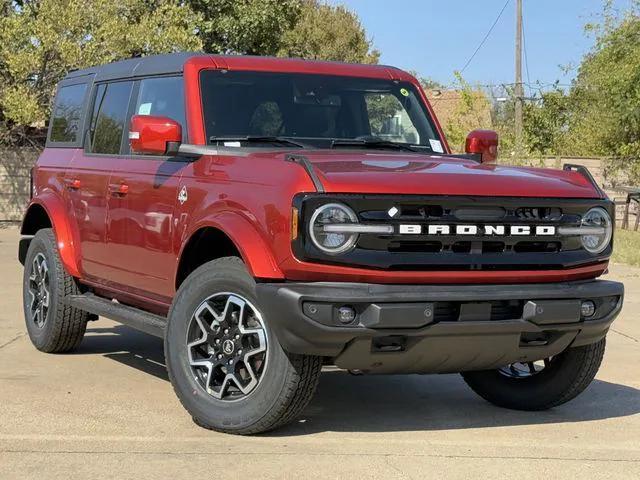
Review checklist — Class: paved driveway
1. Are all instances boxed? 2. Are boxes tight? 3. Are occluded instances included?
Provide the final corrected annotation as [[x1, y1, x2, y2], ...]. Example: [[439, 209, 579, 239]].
[[0, 226, 638, 479]]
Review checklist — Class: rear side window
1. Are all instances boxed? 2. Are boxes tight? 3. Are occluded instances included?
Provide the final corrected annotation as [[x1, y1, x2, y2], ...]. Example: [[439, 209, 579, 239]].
[[134, 76, 185, 139], [89, 81, 133, 154], [50, 83, 87, 143]]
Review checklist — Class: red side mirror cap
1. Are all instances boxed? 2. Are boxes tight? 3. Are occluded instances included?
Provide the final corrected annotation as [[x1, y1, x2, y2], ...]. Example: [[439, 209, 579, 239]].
[[129, 114, 182, 156], [465, 129, 499, 163]]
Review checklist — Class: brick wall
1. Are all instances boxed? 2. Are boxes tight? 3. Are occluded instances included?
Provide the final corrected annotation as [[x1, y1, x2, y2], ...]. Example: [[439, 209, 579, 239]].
[[0, 148, 39, 222]]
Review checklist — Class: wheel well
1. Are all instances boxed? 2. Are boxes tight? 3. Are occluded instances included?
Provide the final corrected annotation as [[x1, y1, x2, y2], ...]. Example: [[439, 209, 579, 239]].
[[176, 227, 242, 289], [21, 204, 52, 235]]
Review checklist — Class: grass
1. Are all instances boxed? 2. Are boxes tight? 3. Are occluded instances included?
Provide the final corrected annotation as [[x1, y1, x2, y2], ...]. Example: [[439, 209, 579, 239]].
[[612, 228, 640, 267]]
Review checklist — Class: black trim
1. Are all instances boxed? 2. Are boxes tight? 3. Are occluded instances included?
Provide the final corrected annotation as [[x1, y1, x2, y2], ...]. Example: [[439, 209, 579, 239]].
[[293, 194, 614, 271], [286, 154, 325, 192], [256, 279, 624, 373], [66, 293, 166, 338], [563, 164, 604, 197]]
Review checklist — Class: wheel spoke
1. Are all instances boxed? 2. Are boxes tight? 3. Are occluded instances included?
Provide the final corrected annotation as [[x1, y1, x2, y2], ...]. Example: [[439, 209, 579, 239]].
[[186, 292, 267, 401], [28, 253, 49, 328]]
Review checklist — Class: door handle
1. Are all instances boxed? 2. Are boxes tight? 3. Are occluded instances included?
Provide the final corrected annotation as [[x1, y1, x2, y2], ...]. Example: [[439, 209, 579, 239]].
[[108, 183, 129, 196], [64, 178, 81, 190]]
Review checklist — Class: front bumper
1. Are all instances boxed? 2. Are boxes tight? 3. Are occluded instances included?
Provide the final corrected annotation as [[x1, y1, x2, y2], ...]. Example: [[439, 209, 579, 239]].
[[256, 279, 624, 374]]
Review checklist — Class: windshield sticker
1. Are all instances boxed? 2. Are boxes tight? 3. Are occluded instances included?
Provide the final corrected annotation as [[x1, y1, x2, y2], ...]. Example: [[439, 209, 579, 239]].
[[137, 103, 152, 115], [399, 88, 409, 97], [429, 139, 444, 153], [223, 141, 241, 147]]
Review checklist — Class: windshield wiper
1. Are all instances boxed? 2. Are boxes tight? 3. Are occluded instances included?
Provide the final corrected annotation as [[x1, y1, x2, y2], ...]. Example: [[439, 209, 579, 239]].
[[209, 135, 308, 148], [331, 138, 423, 152]]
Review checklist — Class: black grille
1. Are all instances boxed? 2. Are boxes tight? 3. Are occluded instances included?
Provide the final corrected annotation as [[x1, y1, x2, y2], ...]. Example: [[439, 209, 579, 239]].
[[293, 194, 614, 271]]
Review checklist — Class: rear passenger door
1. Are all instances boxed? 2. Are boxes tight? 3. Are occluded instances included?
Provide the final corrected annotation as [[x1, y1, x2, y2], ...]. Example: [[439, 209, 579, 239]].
[[105, 76, 186, 302], [65, 80, 133, 282]]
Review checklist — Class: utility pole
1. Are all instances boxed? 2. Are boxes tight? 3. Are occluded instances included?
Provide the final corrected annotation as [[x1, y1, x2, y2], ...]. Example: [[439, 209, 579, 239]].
[[514, 0, 524, 153]]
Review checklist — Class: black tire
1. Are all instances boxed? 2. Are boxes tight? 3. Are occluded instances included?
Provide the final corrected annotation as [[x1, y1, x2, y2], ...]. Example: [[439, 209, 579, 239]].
[[22, 228, 89, 353], [165, 257, 322, 435], [461, 338, 606, 411]]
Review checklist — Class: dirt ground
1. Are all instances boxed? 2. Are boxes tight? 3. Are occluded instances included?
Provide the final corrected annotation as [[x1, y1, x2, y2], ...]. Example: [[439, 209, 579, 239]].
[[0, 225, 638, 479]]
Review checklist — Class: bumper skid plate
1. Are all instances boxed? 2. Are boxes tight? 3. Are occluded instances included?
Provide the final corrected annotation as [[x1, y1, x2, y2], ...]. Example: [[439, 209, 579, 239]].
[[256, 280, 624, 374]]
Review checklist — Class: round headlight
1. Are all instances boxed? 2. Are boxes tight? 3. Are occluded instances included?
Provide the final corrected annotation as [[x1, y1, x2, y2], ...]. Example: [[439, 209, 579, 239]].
[[581, 207, 612, 254], [309, 203, 358, 255]]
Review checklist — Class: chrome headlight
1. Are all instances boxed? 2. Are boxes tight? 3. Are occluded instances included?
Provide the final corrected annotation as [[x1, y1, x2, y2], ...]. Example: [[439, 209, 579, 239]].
[[580, 207, 612, 254], [309, 203, 359, 255]]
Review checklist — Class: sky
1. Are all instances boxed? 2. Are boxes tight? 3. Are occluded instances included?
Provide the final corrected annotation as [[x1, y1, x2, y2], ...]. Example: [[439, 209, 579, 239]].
[[328, 0, 634, 93]]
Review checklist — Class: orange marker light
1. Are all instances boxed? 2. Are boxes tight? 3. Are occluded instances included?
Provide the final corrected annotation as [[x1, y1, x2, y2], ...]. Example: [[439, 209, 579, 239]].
[[291, 207, 299, 240]]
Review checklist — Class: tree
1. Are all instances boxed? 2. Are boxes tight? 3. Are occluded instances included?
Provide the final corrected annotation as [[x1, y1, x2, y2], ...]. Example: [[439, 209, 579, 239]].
[[189, 0, 301, 55], [0, 0, 202, 145], [524, 87, 570, 157], [434, 72, 492, 153], [566, 2, 640, 182], [278, 0, 379, 64]]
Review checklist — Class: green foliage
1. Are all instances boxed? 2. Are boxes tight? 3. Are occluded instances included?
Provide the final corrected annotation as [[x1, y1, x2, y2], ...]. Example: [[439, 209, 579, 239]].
[[438, 72, 492, 153], [519, 1, 640, 181], [524, 87, 570, 157], [0, 0, 380, 145], [611, 228, 640, 267], [278, 0, 379, 64], [189, 0, 301, 55], [0, 0, 202, 145], [569, 4, 640, 182]]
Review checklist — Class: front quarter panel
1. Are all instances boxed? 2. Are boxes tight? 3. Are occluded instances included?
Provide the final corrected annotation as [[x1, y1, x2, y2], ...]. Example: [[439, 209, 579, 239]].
[[174, 152, 315, 282]]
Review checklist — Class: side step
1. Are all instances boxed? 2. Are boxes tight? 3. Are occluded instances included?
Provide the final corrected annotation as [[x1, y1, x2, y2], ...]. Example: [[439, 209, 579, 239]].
[[66, 294, 167, 338]]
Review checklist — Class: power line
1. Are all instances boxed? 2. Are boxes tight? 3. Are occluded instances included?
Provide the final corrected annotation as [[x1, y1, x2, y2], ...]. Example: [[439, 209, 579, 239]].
[[460, 0, 511, 73]]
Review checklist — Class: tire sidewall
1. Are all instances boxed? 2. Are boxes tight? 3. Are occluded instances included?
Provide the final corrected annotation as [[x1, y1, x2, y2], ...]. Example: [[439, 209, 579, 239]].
[[165, 259, 292, 431], [23, 230, 62, 349]]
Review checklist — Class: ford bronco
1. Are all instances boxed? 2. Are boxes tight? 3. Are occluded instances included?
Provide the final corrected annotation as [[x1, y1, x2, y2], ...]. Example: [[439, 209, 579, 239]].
[[19, 53, 624, 434]]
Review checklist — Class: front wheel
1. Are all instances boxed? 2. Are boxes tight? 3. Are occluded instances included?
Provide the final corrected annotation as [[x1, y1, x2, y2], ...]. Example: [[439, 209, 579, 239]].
[[165, 257, 322, 435], [461, 338, 606, 411]]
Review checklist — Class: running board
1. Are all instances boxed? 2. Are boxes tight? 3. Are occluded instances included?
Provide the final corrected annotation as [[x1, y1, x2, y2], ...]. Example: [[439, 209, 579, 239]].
[[66, 294, 166, 338]]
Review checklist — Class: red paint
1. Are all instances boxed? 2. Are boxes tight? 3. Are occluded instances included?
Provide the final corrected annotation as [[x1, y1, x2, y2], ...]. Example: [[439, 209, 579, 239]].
[[24, 54, 610, 310], [129, 114, 182, 155], [466, 129, 499, 163]]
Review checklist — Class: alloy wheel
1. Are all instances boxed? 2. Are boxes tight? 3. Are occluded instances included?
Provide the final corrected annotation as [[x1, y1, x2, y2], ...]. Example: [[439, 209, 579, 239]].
[[498, 358, 553, 378], [28, 253, 50, 328], [186, 293, 268, 401]]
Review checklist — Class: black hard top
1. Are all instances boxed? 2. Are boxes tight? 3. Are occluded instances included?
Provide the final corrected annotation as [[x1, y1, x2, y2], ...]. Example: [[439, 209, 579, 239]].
[[62, 52, 401, 84], [64, 52, 207, 82]]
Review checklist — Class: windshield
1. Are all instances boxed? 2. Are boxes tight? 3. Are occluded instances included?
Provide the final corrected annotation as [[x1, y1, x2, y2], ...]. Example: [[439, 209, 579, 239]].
[[200, 70, 443, 151]]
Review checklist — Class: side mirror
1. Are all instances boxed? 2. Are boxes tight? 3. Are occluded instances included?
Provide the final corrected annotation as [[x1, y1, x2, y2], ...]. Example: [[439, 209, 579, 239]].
[[465, 129, 499, 163], [129, 114, 182, 156]]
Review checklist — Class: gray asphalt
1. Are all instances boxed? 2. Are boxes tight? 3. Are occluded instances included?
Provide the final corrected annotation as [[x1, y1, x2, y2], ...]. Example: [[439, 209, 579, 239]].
[[0, 226, 638, 479]]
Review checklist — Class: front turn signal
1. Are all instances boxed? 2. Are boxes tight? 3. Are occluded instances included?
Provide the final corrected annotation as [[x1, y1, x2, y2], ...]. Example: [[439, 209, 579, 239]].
[[291, 207, 299, 240]]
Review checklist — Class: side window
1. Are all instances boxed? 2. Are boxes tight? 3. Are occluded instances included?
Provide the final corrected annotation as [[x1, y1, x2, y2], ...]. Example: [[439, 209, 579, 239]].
[[50, 83, 87, 143], [135, 76, 185, 139], [89, 81, 133, 154], [365, 93, 420, 144]]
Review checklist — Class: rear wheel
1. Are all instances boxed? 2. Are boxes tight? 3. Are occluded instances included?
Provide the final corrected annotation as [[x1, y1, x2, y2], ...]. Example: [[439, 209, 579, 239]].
[[22, 229, 89, 353], [165, 257, 322, 434], [461, 338, 606, 411]]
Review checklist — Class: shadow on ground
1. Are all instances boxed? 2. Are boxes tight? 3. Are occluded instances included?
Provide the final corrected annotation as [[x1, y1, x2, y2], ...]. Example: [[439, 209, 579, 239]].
[[76, 323, 640, 435]]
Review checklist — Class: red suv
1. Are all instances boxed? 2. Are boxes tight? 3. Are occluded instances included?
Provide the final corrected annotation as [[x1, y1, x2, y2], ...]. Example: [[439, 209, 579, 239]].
[[19, 53, 623, 434]]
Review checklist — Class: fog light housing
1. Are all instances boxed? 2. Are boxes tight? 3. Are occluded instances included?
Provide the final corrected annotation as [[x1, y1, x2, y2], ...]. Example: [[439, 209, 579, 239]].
[[581, 300, 596, 318], [337, 306, 357, 324]]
